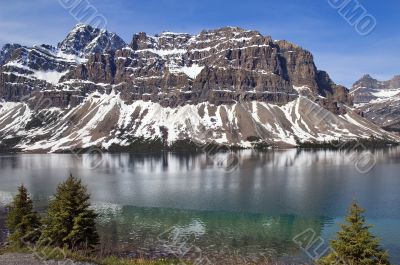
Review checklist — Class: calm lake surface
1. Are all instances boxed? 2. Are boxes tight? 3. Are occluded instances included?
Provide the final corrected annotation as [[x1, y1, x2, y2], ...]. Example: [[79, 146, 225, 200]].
[[0, 149, 399, 263]]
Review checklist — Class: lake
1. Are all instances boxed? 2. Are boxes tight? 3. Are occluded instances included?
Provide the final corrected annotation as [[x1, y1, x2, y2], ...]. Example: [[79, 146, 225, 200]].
[[0, 149, 399, 264]]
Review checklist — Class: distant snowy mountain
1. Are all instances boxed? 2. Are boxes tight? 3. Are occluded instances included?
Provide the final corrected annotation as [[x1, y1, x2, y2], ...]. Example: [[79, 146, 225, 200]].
[[351, 74, 400, 132], [0, 24, 397, 152]]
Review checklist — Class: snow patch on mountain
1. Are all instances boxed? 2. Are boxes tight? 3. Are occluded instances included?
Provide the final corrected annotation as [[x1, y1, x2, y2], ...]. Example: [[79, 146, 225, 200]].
[[370, 88, 400, 100], [293, 85, 311, 93], [33, 70, 69, 84], [139, 48, 186, 57], [3, 61, 68, 84], [1, 91, 397, 153], [56, 50, 88, 64], [170, 64, 204, 79]]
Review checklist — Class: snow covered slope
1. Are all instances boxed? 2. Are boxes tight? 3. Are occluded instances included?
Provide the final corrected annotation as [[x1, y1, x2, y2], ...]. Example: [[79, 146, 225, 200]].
[[0, 92, 396, 152]]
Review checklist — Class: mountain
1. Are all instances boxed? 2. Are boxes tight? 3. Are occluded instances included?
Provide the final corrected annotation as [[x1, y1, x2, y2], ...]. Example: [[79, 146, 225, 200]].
[[351, 74, 400, 104], [58, 23, 127, 55], [351, 74, 400, 131], [0, 24, 397, 152]]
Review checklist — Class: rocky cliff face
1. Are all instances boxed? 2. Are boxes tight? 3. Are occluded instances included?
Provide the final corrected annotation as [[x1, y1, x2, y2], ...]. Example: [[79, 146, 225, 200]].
[[351, 74, 400, 132], [65, 27, 350, 110], [0, 44, 80, 102], [0, 24, 395, 152], [1, 25, 349, 110]]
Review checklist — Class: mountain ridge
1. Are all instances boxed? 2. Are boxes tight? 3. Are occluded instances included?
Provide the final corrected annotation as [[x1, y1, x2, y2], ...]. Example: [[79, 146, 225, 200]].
[[1, 24, 349, 108], [0, 24, 397, 152]]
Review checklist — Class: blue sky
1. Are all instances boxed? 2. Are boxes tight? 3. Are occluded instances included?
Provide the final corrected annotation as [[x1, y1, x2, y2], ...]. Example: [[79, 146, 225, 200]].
[[0, 0, 399, 87]]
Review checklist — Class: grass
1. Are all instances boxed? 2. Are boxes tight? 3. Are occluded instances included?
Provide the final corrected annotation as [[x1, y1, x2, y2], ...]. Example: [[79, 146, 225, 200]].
[[0, 245, 186, 265], [98, 256, 183, 265]]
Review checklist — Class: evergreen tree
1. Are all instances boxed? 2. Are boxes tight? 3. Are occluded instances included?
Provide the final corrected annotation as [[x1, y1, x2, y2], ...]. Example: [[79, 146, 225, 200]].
[[41, 175, 99, 249], [318, 202, 390, 265], [6, 185, 41, 247]]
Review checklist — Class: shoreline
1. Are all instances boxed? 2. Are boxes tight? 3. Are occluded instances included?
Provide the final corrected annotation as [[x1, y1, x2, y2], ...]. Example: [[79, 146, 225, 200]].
[[0, 143, 398, 155], [0, 135, 399, 154]]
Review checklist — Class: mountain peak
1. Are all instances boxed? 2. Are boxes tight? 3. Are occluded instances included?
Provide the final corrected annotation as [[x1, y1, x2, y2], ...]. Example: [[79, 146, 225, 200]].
[[73, 23, 92, 30], [353, 74, 378, 89], [200, 26, 261, 36], [159, 31, 191, 37], [58, 24, 126, 55], [352, 74, 400, 94], [361, 74, 374, 80], [0, 43, 22, 65]]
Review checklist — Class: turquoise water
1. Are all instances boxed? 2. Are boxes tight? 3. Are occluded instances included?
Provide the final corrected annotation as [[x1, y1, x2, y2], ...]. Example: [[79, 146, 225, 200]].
[[0, 149, 399, 263]]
